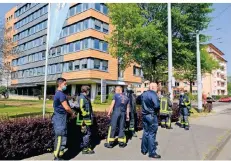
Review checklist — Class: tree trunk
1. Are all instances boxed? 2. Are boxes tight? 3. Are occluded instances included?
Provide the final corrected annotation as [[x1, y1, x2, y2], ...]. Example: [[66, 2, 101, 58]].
[[189, 80, 193, 94]]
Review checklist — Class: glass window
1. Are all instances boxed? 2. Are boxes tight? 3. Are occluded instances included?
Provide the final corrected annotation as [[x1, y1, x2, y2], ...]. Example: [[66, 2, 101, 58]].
[[81, 59, 88, 69], [94, 20, 101, 31], [35, 53, 39, 61], [29, 69, 33, 77], [94, 39, 100, 50], [82, 39, 89, 49], [62, 28, 68, 37], [63, 62, 68, 72], [34, 68, 37, 76], [37, 67, 41, 76], [68, 62, 73, 71], [69, 7, 75, 17], [95, 3, 101, 11], [48, 65, 51, 74], [51, 64, 56, 74], [76, 4, 82, 13], [69, 43, 74, 53], [56, 64, 62, 73], [83, 19, 89, 30], [74, 60, 80, 70], [42, 51, 46, 59], [51, 48, 56, 57], [83, 3, 89, 11], [75, 41, 81, 51], [94, 59, 101, 69], [103, 42, 108, 52], [57, 47, 61, 56], [76, 22, 81, 32], [63, 45, 68, 54], [69, 25, 75, 35], [103, 23, 109, 33]]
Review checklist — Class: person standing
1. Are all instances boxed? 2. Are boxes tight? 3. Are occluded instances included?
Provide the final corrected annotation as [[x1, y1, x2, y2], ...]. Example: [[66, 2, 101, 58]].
[[141, 83, 161, 159], [179, 89, 191, 130], [52, 78, 76, 160], [76, 85, 95, 154], [125, 84, 138, 137], [159, 93, 173, 129], [105, 86, 130, 148]]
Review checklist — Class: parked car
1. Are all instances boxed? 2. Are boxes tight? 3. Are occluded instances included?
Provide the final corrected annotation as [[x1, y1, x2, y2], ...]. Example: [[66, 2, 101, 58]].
[[219, 97, 231, 102]]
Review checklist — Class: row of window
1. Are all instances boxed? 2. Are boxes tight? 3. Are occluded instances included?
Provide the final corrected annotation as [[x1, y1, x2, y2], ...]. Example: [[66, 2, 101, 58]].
[[6, 15, 13, 22], [11, 58, 109, 79], [61, 18, 109, 38], [13, 36, 46, 53], [12, 37, 108, 66], [133, 66, 143, 77], [12, 50, 46, 66], [14, 4, 48, 29], [68, 3, 108, 18], [13, 20, 47, 42], [14, 3, 38, 18]]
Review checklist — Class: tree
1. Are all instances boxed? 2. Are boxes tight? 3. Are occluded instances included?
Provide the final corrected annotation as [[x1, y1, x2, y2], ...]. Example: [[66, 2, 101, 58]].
[[174, 45, 220, 93], [228, 76, 231, 95], [107, 3, 213, 83]]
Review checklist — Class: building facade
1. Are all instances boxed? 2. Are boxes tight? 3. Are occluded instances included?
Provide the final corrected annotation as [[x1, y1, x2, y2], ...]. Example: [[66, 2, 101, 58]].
[[5, 3, 143, 100], [135, 44, 228, 96]]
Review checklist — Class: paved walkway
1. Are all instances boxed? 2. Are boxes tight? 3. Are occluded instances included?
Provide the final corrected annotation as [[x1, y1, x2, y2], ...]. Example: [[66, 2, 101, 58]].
[[26, 103, 231, 160]]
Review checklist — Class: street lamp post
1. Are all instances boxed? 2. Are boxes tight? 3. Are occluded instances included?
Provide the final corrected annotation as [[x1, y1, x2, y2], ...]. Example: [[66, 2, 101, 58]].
[[168, 3, 173, 100], [196, 31, 203, 112]]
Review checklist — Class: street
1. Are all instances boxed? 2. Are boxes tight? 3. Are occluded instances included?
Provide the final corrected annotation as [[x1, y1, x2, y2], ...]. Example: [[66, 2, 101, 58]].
[[26, 102, 231, 160]]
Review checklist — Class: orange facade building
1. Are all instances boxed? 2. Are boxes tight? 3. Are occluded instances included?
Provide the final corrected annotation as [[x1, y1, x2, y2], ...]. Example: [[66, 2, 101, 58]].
[[5, 3, 143, 100]]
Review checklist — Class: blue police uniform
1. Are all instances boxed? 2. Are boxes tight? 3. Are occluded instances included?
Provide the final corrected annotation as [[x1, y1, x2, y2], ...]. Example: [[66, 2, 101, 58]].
[[76, 93, 94, 153], [105, 93, 129, 148], [141, 90, 160, 157], [179, 94, 191, 130], [52, 90, 68, 159]]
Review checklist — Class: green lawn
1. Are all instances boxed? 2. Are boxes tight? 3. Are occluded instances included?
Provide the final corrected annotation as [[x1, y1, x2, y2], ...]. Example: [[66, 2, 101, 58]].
[[0, 99, 109, 118]]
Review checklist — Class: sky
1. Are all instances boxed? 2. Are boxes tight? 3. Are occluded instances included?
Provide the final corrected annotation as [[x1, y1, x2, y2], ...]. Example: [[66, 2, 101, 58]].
[[0, 3, 230, 75]]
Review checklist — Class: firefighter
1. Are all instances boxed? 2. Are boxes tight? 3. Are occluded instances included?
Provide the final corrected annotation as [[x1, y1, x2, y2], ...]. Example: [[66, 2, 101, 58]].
[[159, 92, 173, 129], [125, 84, 138, 137], [104, 86, 130, 148], [52, 78, 76, 160], [179, 89, 191, 130], [76, 85, 95, 154]]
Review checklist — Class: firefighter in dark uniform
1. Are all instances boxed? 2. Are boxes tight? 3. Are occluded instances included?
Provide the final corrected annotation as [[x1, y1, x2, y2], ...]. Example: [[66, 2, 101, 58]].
[[52, 78, 76, 160], [141, 83, 161, 159], [125, 84, 137, 137], [76, 85, 95, 154], [179, 89, 191, 130], [105, 86, 130, 148], [159, 92, 173, 129]]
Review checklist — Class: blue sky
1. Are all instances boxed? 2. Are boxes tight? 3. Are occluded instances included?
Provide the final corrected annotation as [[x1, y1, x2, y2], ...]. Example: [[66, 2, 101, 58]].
[[0, 3, 230, 75]]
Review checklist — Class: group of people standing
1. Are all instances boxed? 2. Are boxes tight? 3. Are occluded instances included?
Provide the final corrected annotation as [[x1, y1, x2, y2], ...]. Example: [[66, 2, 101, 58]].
[[52, 78, 191, 160]]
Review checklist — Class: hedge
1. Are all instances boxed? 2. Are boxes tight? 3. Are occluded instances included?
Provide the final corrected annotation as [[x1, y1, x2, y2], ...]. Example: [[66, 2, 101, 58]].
[[0, 104, 179, 160]]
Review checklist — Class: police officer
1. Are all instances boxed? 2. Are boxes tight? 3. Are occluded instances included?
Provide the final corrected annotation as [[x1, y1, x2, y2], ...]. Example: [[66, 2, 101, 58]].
[[76, 86, 95, 154], [141, 83, 161, 159], [105, 86, 130, 148], [179, 89, 191, 130], [125, 84, 137, 137], [52, 78, 76, 160], [159, 92, 173, 129]]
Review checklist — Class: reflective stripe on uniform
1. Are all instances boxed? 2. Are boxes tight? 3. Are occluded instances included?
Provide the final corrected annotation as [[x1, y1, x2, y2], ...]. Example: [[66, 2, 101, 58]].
[[160, 97, 169, 114], [166, 119, 171, 127], [107, 126, 115, 143], [118, 136, 126, 143], [54, 136, 62, 157]]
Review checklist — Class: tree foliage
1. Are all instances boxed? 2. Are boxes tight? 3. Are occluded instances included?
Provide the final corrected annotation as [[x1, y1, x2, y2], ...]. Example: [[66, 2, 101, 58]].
[[107, 3, 214, 83]]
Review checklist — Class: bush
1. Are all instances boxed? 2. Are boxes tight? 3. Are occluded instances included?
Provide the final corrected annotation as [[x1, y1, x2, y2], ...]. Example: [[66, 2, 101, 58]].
[[0, 104, 180, 159], [188, 93, 197, 101], [0, 86, 7, 95], [93, 95, 101, 104]]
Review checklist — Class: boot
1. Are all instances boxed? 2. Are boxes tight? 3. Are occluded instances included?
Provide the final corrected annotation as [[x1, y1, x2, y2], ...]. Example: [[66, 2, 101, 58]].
[[166, 126, 173, 129], [82, 148, 95, 154], [118, 142, 127, 148], [132, 131, 137, 137], [104, 142, 114, 148], [180, 124, 185, 128], [149, 154, 161, 159], [185, 126, 189, 130], [161, 124, 166, 128]]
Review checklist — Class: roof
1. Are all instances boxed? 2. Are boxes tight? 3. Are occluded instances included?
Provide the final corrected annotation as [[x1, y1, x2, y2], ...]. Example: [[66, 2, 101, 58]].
[[208, 43, 224, 55]]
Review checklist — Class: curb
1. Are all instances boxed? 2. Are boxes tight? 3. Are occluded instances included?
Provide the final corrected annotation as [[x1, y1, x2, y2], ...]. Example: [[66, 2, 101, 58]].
[[202, 129, 231, 160]]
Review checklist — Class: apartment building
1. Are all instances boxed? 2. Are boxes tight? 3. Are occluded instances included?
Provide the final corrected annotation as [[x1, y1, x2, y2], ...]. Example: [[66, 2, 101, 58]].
[[5, 3, 143, 100], [135, 43, 228, 96]]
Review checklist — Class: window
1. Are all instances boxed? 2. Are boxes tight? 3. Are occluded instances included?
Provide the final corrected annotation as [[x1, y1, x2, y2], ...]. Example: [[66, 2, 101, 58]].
[[74, 60, 80, 70], [63, 62, 69, 72], [34, 68, 37, 76], [29, 69, 33, 77], [69, 7, 75, 17], [95, 3, 101, 11], [48, 65, 51, 74], [83, 3, 89, 11], [103, 23, 109, 33], [42, 51, 46, 59], [57, 47, 61, 56], [94, 59, 101, 69], [68, 62, 73, 71], [82, 39, 89, 49], [175, 82, 180, 87], [83, 19, 89, 30], [102, 60, 108, 71], [76, 22, 81, 32], [69, 43, 74, 53], [76, 4, 82, 13], [103, 4, 108, 15], [51, 48, 56, 57], [102, 42, 108, 52], [118, 64, 124, 78], [94, 39, 100, 49], [51, 64, 56, 74], [63, 45, 68, 54], [75, 41, 81, 51], [81, 59, 88, 69], [69, 25, 75, 35], [37, 67, 41, 76], [34, 53, 39, 61], [56, 64, 62, 73], [94, 20, 101, 31], [62, 28, 68, 37]]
